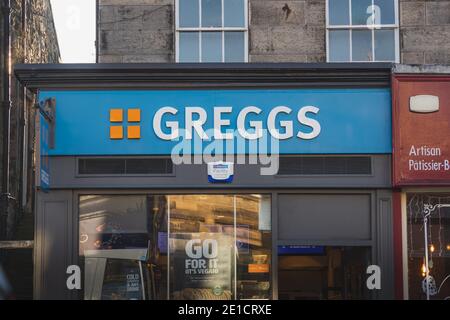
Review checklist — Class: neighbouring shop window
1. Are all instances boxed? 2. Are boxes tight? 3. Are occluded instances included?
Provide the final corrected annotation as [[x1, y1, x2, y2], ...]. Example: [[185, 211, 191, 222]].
[[407, 193, 450, 300], [79, 194, 271, 300], [176, 0, 248, 62], [326, 0, 399, 62], [278, 246, 372, 300]]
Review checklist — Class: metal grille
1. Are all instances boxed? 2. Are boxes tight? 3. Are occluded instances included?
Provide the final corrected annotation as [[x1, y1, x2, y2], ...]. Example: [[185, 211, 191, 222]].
[[78, 158, 173, 175], [277, 156, 372, 175]]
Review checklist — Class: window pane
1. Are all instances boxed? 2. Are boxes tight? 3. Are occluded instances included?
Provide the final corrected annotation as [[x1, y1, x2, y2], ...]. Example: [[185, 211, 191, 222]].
[[202, 0, 222, 27], [179, 0, 199, 27], [202, 31, 222, 62], [224, 0, 245, 27], [169, 195, 235, 300], [79, 195, 149, 254], [179, 32, 200, 62], [80, 195, 169, 300], [101, 259, 143, 300], [351, 0, 372, 25], [352, 30, 372, 61], [236, 195, 272, 300], [328, 30, 350, 62], [168, 194, 272, 300], [375, 29, 395, 61], [374, 0, 395, 24], [225, 32, 245, 62], [328, 0, 349, 25]]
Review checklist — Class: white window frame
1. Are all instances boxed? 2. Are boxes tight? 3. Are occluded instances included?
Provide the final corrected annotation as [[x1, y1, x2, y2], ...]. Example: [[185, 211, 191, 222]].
[[326, 0, 400, 63], [175, 0, 249, 63]]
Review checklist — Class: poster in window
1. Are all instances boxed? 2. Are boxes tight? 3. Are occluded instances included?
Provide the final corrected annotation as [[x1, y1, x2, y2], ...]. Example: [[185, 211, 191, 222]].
[[170, 233, 233, 300]]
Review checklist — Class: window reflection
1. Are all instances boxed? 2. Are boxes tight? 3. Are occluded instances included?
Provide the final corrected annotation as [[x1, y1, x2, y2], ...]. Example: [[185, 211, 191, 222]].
[[168, 195, 272, 300], [79, 194, 272, 300], [79, 195, 148, 254], [79, 195, 168, 300], [407, 193, 450, 300], [169, 195, 235, 300], [236, 195, 272, 299]]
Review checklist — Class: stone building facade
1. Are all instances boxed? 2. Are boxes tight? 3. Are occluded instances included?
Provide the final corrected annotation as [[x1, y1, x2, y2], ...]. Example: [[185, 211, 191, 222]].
[[97, 0, 450, 64], [0, 0, 59, 299], [400, 1, 450, 64]]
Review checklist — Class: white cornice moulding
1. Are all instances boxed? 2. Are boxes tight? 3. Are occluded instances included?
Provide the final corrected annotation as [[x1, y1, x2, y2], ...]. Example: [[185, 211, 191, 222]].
[[409, 95, 439, 113]]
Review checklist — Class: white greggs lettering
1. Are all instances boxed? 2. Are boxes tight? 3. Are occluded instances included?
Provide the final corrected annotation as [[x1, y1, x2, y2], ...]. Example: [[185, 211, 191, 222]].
[[153, 105, 321, 140]]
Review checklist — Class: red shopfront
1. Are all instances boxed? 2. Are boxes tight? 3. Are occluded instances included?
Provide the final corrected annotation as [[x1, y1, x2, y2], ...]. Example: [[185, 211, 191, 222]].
[[392, 70, 450, 300]]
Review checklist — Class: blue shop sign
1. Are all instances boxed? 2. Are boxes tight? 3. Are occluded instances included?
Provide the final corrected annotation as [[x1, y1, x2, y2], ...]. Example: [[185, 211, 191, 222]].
[[39, 113, 50, 191], [37, 98, 55, 191], [38, 88, 392, 155]]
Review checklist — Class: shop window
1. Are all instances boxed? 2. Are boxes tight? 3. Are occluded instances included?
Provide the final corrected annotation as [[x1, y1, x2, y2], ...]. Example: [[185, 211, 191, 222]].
[[79, 194, 271, 300], [176, 0, 248, 62], [100, 259, 145, 300], [236, 195, 272, 299], [407, 193, 450, 300], [169, 194, 272, 300], [79, 195, 169, 300], [326, 0, 399, 62]]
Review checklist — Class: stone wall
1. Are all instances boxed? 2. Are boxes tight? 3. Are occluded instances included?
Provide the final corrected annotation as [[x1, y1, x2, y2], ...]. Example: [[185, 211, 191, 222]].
[[98, 0, 450, 64], [9, 0, 60, 214], [400, 0, 450, 64], [0, 0, 60, 299], [97, 0, 326, 63], [249, 0, 326, 62], [98, 0, 174, 63], [0, 0, 59, 238]]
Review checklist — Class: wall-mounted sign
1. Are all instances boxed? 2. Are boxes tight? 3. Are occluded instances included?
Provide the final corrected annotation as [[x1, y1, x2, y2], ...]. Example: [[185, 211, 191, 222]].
[[36, 98, 56, 192], [37, 88, 392, 155], [207, 161, 234, 183], [393, 75, 450, 186], [409, 95, 439, 113]]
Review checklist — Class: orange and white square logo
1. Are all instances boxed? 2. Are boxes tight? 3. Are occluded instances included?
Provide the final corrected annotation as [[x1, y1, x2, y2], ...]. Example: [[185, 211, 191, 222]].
[[109, 108, 141, 140]]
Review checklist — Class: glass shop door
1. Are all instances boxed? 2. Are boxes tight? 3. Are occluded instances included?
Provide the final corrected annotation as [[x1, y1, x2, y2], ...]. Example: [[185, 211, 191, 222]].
[[277, 246, 372, 300]]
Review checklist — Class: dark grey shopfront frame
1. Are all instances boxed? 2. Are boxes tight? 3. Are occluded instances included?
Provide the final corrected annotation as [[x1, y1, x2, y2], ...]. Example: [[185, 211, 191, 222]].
[[35, 156, 394, 300], [16, 63, 395, 300]]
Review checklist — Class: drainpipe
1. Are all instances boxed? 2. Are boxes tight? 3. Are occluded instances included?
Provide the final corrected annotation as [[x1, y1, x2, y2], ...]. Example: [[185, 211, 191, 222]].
[[1, 0, 12, 240], [18, 0, 26, 212]]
